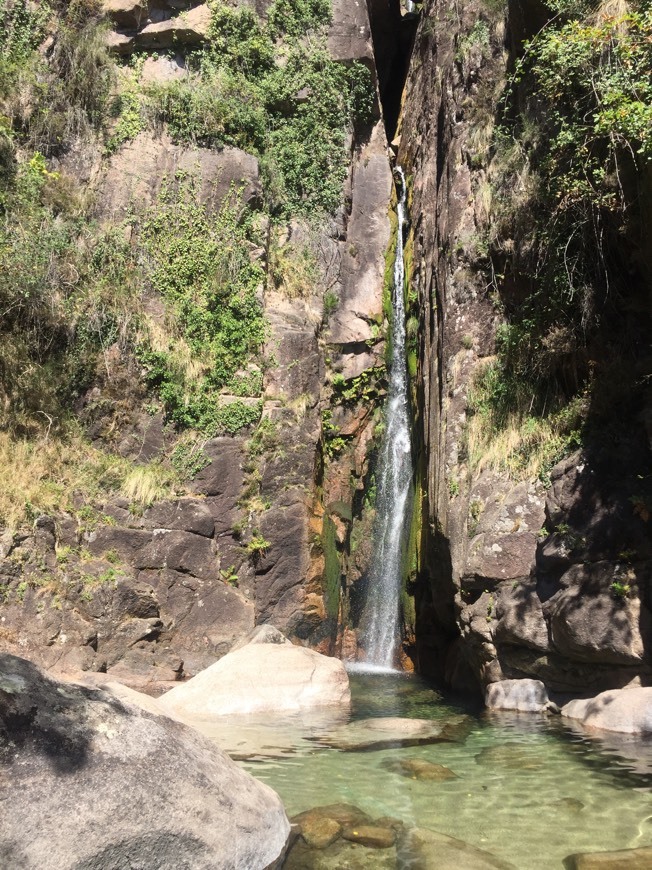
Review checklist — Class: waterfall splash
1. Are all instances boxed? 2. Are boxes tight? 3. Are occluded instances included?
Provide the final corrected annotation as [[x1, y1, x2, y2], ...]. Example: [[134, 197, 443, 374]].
[[361, 166, 413, 669]]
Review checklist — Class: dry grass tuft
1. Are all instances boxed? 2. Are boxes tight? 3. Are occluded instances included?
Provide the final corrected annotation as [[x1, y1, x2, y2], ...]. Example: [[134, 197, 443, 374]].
[[0, 428, 181, 529]]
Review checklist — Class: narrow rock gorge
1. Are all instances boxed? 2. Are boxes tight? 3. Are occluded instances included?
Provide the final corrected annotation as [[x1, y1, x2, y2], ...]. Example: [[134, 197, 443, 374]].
[[0, 0, 651, 708], [3, 0, 652, 867]]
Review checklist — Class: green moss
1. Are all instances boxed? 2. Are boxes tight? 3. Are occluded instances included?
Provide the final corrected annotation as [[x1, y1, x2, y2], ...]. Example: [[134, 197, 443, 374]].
[[327, 500, 352, 522], [400, 478, 420, 633], [321, 513, 341, 619]]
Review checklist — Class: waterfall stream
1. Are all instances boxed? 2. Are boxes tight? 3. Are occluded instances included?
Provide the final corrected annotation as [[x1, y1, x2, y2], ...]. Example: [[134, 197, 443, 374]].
[[361, 167, 413, 669]]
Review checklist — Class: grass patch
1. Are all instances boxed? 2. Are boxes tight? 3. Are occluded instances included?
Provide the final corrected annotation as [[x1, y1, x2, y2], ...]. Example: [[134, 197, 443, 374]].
[[466, 358, 585, 481], [0, 427, 183, 529]]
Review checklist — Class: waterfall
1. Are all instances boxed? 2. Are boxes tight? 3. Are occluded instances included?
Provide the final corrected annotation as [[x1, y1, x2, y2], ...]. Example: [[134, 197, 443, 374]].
[[361, 166, 413, 669]]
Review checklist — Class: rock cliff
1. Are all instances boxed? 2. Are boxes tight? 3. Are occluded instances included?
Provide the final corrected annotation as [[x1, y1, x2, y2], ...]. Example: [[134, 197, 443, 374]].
[[0, 0, 394, 687], [397, 0, 652, 693]]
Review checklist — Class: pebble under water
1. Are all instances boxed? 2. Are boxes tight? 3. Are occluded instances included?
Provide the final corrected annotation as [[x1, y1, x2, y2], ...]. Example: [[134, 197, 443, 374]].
[[220, 672, 652, 869]]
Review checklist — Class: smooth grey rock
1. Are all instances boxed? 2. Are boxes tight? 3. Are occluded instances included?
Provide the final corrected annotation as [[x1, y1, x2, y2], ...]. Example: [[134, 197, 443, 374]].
[[0, 653, 290, 870], [158, 629, 350, 717], [562, 687, 652, 734], [485, 679, 551, 713]]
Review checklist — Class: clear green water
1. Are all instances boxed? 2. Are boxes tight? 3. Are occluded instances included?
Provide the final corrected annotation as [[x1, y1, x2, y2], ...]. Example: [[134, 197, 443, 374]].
[[233, 672, 652, 869]]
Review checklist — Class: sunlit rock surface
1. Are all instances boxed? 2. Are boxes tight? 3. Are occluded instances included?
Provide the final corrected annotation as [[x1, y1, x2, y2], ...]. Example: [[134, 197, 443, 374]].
[[158, 626, 351, 718], [562, 687, 652, 734]]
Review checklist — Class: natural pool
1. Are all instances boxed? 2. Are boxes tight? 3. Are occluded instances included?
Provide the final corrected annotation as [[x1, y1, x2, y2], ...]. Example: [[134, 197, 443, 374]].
[[210, 671, 652, 869]]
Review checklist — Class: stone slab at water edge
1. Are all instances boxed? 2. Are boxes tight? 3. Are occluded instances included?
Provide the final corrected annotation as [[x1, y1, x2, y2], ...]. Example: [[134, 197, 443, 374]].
[[158, 625, 351, 718], [562, 687, 652, 733], [312, 714, 472, 751], [0, 653, 290, 870], [485, 679, 555, 713]]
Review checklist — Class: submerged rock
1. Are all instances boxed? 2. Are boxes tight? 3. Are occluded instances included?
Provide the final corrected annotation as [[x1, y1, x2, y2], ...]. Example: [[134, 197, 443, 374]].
[[562, 688, 652, 734], [564, 846, 652, 868], [158, 626, 350, 717], [485, 679, 552, 714], [381, 757, 458, 781], [287, 805, 400, 868], [397, 827, 518, 869], [285, 838, 397, 869], [342, 825, 396, 848], [475, 743, 546, 771], [296, 816, 342, 850], [0, 653, 290, 870], [293, 803, 373, 829], [314, 714, 472, 751], [288, 804, 514, 870]]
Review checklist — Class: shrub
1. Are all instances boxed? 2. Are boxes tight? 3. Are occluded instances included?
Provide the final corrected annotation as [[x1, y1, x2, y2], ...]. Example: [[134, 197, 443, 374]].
[[137, 180, 267, 434]]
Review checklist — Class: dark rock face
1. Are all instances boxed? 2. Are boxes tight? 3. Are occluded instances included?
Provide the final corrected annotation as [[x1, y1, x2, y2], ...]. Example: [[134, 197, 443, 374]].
[[397, 0, 652, 694], [0, 652, 290, 870]]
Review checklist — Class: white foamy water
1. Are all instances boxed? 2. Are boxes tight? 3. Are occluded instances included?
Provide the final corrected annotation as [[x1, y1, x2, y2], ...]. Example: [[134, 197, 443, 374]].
[[361, 166, 413, 668]]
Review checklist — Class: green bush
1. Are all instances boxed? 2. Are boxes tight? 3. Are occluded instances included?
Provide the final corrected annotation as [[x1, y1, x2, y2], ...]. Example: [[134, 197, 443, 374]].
[[267, 0, 332, 37], [138, 180, 267, 434], [149, 0, 374, 217]]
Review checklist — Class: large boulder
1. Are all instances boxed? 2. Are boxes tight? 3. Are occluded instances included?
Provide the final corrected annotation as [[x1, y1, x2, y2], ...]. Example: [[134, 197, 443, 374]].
[[158, 626, 351, 717], [562, 688, 652, 734], [0, 653, 290, 870], [485, 679, 552, 714]]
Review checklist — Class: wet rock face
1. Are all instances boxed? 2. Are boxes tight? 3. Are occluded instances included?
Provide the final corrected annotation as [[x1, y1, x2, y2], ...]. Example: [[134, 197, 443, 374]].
[[0, 653, 290, 870]]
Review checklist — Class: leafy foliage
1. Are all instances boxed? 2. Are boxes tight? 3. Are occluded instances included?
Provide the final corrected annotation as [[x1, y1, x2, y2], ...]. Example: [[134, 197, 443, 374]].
[[474, 0, 652, 477], [138, 180, 267, 434], [267, 0, 332, 37], [148, 1, 373, 216], [0, 157, 140, 434]]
